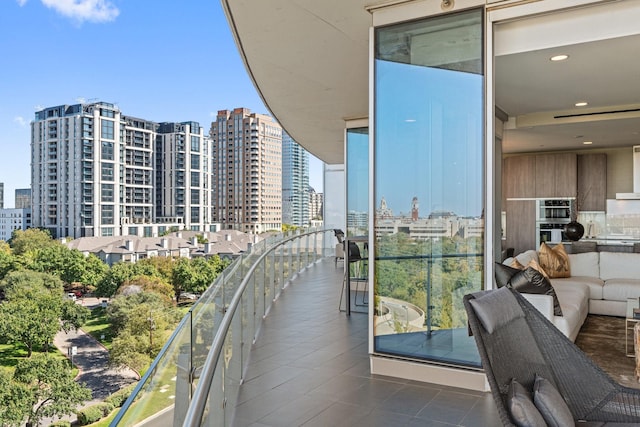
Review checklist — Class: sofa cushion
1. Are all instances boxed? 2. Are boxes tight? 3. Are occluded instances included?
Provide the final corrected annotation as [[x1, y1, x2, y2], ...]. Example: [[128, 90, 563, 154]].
[[603, 279, 640, 302], [553, 284, 590, 340], [515, 249, 539, 268], [539, 243, 571, 278], [600, 252, 640, 281], [568, 252, 600, 277], [495, 262, 520, 288], [510, 267, 563, 316], [552, 276, 605, 300]]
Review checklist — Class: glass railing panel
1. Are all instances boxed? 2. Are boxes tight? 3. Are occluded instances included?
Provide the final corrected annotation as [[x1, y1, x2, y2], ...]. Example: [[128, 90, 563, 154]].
[[254, 261, 265, 325], [373, 252, 483, 368], [115, 229, 330, 426], [225, 299, 244, 426], [200, 347, 225, 427], [113, 312, 193, 426]]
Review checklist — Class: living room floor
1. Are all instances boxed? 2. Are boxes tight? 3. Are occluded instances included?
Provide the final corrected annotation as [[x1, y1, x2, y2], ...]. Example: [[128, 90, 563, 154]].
[[575, 314, 639, 388]]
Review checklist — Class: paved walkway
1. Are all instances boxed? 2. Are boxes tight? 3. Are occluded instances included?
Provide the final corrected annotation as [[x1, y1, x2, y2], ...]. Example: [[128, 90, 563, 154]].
[[47, 298, 139, 424]]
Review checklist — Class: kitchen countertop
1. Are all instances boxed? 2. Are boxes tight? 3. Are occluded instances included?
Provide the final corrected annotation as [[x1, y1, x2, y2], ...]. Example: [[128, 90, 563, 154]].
[[579, 238, 640, 245]]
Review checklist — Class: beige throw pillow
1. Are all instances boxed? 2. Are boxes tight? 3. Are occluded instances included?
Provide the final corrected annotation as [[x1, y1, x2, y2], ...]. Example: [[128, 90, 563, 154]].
[[538, 242, 571, 278], [510, 258, 550, 279]]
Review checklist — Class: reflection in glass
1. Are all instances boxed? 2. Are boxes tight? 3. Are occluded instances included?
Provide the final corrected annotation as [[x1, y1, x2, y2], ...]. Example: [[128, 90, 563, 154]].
[[373, 9, 484, 368]]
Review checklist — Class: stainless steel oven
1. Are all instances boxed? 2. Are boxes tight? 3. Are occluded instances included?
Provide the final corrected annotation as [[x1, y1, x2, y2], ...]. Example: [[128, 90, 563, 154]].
[[536, 199, 574, 247], [537, 199, 573, 221]]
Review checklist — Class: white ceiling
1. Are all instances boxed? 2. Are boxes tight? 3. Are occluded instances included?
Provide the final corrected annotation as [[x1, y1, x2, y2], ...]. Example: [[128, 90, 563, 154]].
[[497, 33, 640, 154], [222, 0, 640, 162]]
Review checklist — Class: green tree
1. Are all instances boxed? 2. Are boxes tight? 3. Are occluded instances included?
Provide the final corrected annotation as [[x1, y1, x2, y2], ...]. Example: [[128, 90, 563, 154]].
[[108, 291, 180, 373], [81, 253, 109, 293], [0, 370, 32, 427], [0, 271, 88, 356], [13, 354, 91, 427], [282, 224, 299, 233], [171, 257, 227, 302], [119, 275, 175, 303], [109, 330, 150, 379], [106, 291, 168, 334], [137, 256, 175, 284], [171, 258, 195, 303], [0, 249, 16, 281], [9, 228, 55, 256], [60, 300, 91, 333], [0, 298, 60, 356], [96, 262, 137, 297]]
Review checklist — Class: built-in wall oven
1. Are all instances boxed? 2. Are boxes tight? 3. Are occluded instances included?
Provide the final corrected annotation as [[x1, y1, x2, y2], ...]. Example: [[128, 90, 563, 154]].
[[536, 198, 574, 247]]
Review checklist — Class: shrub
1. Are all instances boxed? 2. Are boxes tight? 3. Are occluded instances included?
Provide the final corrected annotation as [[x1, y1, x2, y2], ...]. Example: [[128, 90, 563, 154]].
[[49, 422, 71, 427], [97, 402, 115, 417], [105, 383, 138, 407], [76, 405, 103, 426]]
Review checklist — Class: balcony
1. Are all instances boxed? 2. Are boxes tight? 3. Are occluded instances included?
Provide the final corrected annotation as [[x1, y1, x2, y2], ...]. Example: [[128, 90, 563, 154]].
[[112, 230, 500, 426]]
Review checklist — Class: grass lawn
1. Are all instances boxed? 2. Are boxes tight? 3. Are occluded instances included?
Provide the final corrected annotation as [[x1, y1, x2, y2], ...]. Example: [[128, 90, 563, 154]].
[[0, 343, 79, 377], [81, 306, 115, 351]]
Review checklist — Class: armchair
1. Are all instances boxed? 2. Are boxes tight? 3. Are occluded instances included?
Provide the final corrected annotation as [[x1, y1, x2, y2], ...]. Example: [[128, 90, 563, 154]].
[[463, 287, 640, 426]]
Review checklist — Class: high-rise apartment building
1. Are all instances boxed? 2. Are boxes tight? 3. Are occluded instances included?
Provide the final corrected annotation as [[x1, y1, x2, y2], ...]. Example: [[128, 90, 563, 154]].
[[282, 132, 309, 227], [308, 187, 323, 220], [31, 102, 209, 239], [210, 108, 282, 233], [155, 122, 210, 231], [14, 188, 31, 209], [0, 183, 4, 209]]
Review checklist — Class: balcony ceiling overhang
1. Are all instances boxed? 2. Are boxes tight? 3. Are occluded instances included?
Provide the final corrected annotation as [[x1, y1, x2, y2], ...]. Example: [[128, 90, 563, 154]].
[[223, 1, 640, 161], [221, 0, 377, 164]]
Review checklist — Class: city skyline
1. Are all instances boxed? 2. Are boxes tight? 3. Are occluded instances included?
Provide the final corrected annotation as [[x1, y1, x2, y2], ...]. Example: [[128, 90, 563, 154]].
[[0, 1, 323, 208]]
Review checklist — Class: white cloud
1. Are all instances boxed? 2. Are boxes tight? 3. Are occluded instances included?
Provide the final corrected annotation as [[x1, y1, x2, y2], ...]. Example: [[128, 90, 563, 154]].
[[14, 116, 27, 127], [40, 0, 119, 23], [17, 0, 28, 6]]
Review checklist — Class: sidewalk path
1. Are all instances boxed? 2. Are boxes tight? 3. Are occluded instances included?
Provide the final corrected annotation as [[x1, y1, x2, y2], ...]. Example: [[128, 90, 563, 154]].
[[53, 325, 139, 402]]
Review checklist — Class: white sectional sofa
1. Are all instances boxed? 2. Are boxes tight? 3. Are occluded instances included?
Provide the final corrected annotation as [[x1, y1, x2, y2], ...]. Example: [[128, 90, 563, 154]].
[[503, 250, 640, 342]]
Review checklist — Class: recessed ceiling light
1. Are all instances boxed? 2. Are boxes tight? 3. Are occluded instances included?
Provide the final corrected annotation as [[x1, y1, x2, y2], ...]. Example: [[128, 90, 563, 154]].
[[550, 54, 569, 61], [405, 119, 416, 123], [575, 102, 588, 107], [583, 141, 593, 145]]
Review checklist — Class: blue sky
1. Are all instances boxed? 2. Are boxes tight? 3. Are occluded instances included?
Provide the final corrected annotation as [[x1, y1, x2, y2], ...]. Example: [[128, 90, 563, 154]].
[[0, 0, 323, 207]]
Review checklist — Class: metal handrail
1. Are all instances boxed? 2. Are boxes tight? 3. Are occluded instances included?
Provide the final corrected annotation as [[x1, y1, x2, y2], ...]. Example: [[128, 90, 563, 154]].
[[182, 229, 327, 426]]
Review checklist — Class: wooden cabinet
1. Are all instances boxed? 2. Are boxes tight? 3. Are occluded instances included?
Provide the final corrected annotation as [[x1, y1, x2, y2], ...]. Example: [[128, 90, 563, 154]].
[[535, 153, 577, 198], [578, 153, 607, 211], [503, 153, 577, 254], [503, 155, 536, 198], [505, 200, 536, 255]]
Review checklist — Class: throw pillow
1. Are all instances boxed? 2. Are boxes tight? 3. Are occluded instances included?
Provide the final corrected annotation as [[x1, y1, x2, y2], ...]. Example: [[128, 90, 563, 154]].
[[538, 242, 571, 278], [533, 374, 574, 427], [509, 267, 563, 316], [510, 259, 525, 269], [468, 287, 525, 334], [511, 258, 550, 279], [495, 262, 521, 288], [507, 379, 547, 427]]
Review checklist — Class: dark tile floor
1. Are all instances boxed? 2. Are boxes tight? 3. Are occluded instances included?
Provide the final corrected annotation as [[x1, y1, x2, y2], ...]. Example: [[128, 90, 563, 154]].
[[232, 260, 501, 427]]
